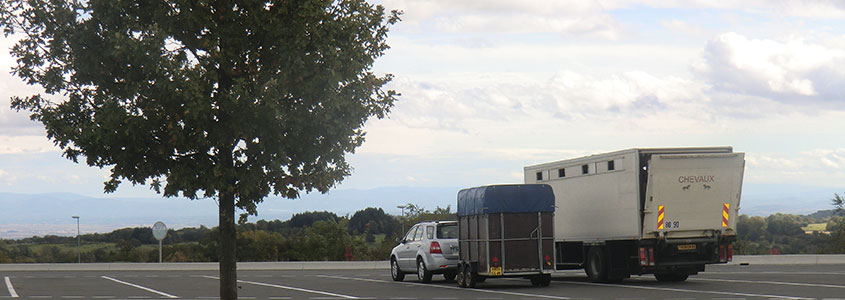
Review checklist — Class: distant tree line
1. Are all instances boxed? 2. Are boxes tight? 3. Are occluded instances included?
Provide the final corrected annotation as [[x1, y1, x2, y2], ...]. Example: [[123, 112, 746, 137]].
[[0, 205, 455, 263], [734, 193, 845, 255]]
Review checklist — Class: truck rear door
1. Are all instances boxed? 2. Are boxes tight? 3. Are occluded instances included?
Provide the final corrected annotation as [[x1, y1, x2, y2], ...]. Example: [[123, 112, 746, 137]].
[[641, 153, 745, 239]]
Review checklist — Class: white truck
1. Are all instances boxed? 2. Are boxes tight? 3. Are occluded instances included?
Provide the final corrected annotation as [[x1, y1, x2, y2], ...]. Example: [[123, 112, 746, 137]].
[[524, 147, 745, 282]]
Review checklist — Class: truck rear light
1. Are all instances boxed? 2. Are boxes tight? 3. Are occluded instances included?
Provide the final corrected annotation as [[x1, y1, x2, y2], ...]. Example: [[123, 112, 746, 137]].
[[727, 244, 733, 262], [430, 241, 442, 254], [493, 256, 499, 267], [719, 245, 726, 262], [648, 247, 655, 266], [639, 247, 647, 266]]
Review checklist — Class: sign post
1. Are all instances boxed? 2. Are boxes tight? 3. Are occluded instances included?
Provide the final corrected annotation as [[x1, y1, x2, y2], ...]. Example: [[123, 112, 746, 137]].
[[152, 221, 167, 263]]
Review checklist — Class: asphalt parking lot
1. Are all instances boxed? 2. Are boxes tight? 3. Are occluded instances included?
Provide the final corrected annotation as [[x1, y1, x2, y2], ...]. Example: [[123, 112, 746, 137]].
[[2, 264, 844, 300]]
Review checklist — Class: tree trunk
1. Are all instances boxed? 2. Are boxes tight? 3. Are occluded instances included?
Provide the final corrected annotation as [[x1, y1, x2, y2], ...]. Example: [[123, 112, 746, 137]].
[[219, 189, 237, 300]]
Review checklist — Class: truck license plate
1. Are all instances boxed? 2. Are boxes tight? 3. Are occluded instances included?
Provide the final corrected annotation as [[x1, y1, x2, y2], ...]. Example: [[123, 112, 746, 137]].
[[678, 244, 696, 251], [490, 266, 503, 276]]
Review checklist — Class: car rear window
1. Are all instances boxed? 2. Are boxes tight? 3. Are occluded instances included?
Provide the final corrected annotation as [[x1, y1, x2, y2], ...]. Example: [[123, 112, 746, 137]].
[[437, 223, 458, 239]]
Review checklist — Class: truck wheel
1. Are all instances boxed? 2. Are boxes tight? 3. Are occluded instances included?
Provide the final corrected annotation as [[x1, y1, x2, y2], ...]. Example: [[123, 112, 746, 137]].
[[457, 264, 467, 288], [585, 247, 609, 283], [417, 259, 433, 283], [654, 273, 689, 282], [391, 258, 405, 281]]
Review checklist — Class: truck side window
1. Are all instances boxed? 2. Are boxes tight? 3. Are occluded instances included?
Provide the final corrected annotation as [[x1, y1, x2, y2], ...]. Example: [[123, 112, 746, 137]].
[[413, 226, 425, 241], [426, 226, 434, 239]]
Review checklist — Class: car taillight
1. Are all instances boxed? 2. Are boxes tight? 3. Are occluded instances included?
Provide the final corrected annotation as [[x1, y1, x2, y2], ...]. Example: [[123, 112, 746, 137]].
[[430, 241, 442, 254]]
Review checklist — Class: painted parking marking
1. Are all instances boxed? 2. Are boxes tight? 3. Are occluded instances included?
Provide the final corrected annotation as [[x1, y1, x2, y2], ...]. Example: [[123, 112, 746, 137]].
[[558, 281, 812, 300], [691, 277, 845, 289], [101, 276, 178, 299], [315, 275, 571, 300], [201, 276, 358, 299], [4, 277, 18, 298]]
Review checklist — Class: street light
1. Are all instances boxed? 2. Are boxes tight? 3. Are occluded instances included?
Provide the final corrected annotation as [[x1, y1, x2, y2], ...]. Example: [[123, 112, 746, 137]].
[[396, 205, 407, 236], [71, 216, 80, 263]]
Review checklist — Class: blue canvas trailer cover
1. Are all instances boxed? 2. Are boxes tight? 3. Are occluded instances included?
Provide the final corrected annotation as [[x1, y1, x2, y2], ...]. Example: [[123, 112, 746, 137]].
[[457, 184, 555, 217]]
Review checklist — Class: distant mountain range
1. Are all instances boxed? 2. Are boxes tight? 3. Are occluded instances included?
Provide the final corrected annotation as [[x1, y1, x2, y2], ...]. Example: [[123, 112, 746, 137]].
[[0, 183, 841, 239]]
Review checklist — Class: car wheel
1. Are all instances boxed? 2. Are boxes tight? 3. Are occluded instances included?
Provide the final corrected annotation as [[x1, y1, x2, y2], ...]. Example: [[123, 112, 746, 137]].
[[391, 258, 405, 281], [417, 258, 433, 283]]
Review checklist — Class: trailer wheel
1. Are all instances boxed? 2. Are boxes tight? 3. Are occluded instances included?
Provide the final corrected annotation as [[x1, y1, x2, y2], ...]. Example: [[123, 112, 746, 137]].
[[390, 258, 405, 281], [585, 247, 609, 283], [417, 258, 433, 283], [530, 274, 551, 287], [456, 264, 467, 288], [654, 273, 689, 282], [463, 263, 477, 288]]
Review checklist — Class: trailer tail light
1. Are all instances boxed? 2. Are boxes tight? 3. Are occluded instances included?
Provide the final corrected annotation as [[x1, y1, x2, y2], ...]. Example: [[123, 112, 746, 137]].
[[545, 255, 552, 266], [430, 241, 442, 254], [639, 247, 647, 266], [727, 245, 733, 262], [648, 247, 655, 266]]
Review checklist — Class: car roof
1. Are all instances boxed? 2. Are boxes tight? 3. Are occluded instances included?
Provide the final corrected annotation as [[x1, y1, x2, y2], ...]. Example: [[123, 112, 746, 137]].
[[415, 220, 457, 225]]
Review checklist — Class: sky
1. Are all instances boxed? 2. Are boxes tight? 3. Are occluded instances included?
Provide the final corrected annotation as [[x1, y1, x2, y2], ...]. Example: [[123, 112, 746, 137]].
[[2, 1, 845, 233]]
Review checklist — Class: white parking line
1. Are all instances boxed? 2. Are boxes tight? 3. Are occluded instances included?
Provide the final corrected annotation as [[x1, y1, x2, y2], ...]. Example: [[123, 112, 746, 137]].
[[315, 275, 571, 300], [100, 276, 178, 299], [201, 275, 358, 299], [4, 277, 18, 298], [559, 281, 812, 300], [691, 277, 845, 289]]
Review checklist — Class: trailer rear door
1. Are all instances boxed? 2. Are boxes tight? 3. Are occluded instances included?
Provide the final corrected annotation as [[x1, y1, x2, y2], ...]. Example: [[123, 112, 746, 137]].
[[641, 153, 745, 239]]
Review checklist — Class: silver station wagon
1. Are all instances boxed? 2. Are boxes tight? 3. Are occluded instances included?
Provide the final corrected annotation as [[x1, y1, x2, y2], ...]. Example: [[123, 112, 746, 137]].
[[390, 220, 459, 282]]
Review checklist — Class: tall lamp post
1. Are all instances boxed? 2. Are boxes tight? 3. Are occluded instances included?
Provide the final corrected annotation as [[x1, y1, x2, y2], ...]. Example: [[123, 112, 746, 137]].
[[71, 216, 80, 263], [396, 205, 407, 236]]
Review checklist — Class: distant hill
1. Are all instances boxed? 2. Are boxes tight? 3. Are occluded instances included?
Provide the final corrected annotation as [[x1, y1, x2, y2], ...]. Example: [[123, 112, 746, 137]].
[[804, 209, 839, 220], [1, 182, 842, 238]]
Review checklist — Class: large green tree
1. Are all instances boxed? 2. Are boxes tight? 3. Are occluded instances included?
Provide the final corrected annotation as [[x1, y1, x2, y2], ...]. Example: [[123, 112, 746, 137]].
[[0, 0, 399, 298]]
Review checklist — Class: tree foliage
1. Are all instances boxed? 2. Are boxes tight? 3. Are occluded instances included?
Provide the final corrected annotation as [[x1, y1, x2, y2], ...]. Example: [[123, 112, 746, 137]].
[[348, 207, 398, 235], [1, 1, 399, 298]]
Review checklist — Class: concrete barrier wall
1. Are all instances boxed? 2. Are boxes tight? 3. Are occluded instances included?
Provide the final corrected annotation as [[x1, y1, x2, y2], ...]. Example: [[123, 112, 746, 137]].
[[1, 255, 844, 271], [0, 261, 389, 271]]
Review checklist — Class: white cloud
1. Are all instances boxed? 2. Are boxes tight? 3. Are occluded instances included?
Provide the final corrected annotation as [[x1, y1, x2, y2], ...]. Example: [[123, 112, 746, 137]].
[[745, 149, 845, 187], [379, 0, 622, 39], [0, 135, 57, 154], [600, 0, 845, 19], [694, 32, 845, 106], [660, 19, 708, 37], [385, 70, 709, 135]]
